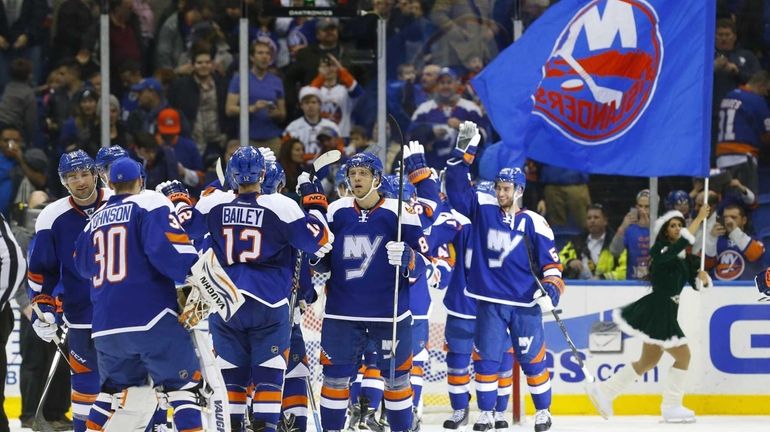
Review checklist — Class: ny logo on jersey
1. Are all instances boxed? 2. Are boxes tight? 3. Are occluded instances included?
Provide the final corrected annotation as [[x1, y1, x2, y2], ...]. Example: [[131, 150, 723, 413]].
[[359, 210, 369, 223], [518, 336, 534, 355], [343, 235, 383, 279], [381, 339, 400, 359], [487, 219, 526, 268]]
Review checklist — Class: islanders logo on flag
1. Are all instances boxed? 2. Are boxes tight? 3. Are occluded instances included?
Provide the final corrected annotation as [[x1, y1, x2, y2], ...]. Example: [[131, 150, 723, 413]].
[[532, 0, 663, 144]]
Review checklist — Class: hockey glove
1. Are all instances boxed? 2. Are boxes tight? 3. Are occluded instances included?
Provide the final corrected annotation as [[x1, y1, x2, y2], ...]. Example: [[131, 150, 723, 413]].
[[450, 121, 481, 165], [426, 259, 442, 290], [386, 241, 415, 269], [156, 180, 192, 206], [31, 295, 58, 343], [533, 289, 554, 313], [755, 269, 770, 296], [258, 147, 277, 164], [540, 276, 564, 307], [403, 140, 431, 184], [297, 172, 328, 212]]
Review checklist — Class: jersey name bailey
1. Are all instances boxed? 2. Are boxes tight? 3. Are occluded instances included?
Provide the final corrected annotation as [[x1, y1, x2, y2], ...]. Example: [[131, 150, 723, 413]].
[[221, 206, 264, 227]]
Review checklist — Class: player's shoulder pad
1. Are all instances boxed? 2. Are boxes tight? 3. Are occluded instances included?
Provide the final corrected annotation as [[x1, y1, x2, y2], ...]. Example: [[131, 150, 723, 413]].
[[476, 191, 499, 207], [432, 211, 459, 228], [256, 194, 305, 223], [382, 198, 422, 227], [35, 196, 79, 232], [448, 209, 471, 226], [196, 189, 237, 214], [123, 190, 174, 212], [455, 98, 483, 116], [412, 100, 438, 118], [521, 210, 554, 241], [328, 197, 354, 222]]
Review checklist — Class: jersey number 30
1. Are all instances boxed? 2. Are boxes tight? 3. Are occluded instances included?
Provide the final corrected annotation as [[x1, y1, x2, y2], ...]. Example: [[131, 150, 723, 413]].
[[92, 226, 127, 287]]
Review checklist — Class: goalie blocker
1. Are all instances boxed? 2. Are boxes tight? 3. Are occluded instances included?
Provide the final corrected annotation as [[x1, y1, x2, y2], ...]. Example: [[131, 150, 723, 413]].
[[180, 248, 246, 329]]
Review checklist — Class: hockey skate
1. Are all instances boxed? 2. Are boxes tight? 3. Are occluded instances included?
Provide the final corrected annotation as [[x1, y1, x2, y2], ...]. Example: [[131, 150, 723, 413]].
[[493, 411, 509, 432], [443, 407, 469, 432], [661, 405, 696, 423], [411, 407, 422, 432], [585, 380, 613, 419], [348, 404, 362, 431], [277, 413, 301, 432], [533, 409, 552, 432], [471, 410, 493, 432]]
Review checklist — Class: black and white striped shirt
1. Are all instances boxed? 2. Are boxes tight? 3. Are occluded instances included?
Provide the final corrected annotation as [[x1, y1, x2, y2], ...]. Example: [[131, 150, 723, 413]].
[[0, 214, 25, 309]]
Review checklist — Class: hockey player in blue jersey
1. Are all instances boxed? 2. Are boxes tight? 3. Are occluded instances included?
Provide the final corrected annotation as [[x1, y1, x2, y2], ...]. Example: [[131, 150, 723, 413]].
[[196, 147, 333, 432], [308, 152, 432, 432], [73, 157, 205, 431], [95, 146, 130, 184], [27, 150, 112, 432], [445, 122, 564, 432]]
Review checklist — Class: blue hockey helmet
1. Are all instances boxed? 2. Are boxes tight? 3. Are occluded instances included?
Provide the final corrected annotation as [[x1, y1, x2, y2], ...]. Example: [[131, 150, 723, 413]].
[[346, 152, 383, 181], [335, 163, 348, 187], [475, 179, 496, 196], [58, 150, 95, 181], [379, 175, 416, 201], [95, 146, 129, 171], [665, 190, 691, 211], [227, 146, 265, 187], [494, 167, 526, 190], [262, 161, 286, 194]]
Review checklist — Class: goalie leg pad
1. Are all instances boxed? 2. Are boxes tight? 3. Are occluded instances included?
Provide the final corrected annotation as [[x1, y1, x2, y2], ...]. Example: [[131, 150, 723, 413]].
[[251, 366, 285, 431], [102, 386, 158, 432]]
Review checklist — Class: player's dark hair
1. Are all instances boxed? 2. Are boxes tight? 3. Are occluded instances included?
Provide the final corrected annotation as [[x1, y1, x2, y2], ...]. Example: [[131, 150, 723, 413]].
[[716, 18, 736, 34], [748, 70, 770, 87], [111, 178, 141, 194], [656, 216, 686, 244], [721, 203, 746, 218]]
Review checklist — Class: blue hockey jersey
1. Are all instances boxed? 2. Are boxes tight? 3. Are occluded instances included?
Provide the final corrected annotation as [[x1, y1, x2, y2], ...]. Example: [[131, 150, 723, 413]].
[[203, 192, 331, 308], [73, 191, 199, 337], [324, 197, 430, 322], [27, 189, 112, 327], [439, 209, 476, 319], [446, 163, 563, 306]]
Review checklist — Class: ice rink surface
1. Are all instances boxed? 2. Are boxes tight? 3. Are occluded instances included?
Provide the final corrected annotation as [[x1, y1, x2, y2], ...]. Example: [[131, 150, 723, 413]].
[[9, 416, 768, 432]]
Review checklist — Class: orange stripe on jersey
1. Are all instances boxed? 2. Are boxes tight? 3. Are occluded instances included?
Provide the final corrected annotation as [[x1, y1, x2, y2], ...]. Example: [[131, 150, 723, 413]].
[[86, 420, 104, 431], [165, 232, 190, 244], [69, 355, 93, 374], [363, 368, 381, 379], [318, 226, 329, 247], [396, 354, 413, 371], [447, 375, 470, 385], [716, 142, 760, 157], [532, 344, 547, 363], [384, 387, 412, 401], [475, 373, 498, 383], [526, 370, 550, 386], [192, 370, 202, 381], [320, 351, 332, 365], [253, 391, 282, 402], [282, 395, 309, 408], [72, 390, 97, 403], [542, 276, 565, 294], [27, 271, 43, 283], [542, 263, 564, 272], [321, 386, 349, 400], [471, 350, 481, 361], [498, 376, 513, 387], [228, 391, 247, 403], [358, 365, 367, 374], [745, 240, 765, 262]]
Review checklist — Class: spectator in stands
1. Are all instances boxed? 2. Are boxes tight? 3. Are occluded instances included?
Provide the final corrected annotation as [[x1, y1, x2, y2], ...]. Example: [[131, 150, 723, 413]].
[[157, 108, 204, 193], [706, 203, 766, 281], [59, 88, 100, 156], [309, 54, 362, 138], [0, 0, 42, 91], [610, 189, 651, 280], [99, 95, 128, 149], [714, 18, 761, 117], [46, 59, 86, 139], [117, 60, 142, 114], [560, 204, 626, 280], [126, 77, 175, 136], [430, 0, 499, 69], [155, 0, 207, 71], [715, 71, 770, 197], [109, 0, 144, 91], [409, 67, 488, 169], [178, 22, 233, 76], [691, 187, 720, 256], [278, 137, 306, 194], [226, 40, 286, 154], [346, 125, 373, 155], [131, 0, 155, 56], [85, 70, 101, 95], [169, 45, 228, 157], [284, 86, 340, 161], [0, 125, 47, 215], [0, 58, 36, 141], [133, 130, 179, 190], [51, 0, 97, 66], [539, 163, 591, 229]]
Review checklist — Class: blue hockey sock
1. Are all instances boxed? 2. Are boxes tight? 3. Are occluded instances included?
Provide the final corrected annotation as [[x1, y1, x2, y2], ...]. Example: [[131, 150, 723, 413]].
[[446, 352, 471, 410]]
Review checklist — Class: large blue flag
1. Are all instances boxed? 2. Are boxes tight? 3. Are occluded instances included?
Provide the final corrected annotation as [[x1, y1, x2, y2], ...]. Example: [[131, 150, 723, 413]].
[[472, 0, 715, 177]]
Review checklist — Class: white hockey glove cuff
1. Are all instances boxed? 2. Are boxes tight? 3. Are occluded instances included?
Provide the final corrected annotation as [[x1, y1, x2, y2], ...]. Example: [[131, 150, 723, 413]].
[[533, 289, 555, 313], [32, 312, 57, 343]]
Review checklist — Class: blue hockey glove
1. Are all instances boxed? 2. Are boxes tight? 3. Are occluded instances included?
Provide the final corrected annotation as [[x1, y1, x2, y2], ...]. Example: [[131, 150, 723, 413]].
[[450, 121, 481, 165], [756, 269, 770, 296], [540, 276, 564, 306], [31, 294, 59, 343], [156, 180, 192, 206], [386, 241, 415, 269], [403, 140, 431, 184], [297, 172, 328, 212]]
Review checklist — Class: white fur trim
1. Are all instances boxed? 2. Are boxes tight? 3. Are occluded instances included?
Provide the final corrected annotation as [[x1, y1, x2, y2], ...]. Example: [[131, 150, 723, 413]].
[[653, 210, 686, 243], [679, 229, 695, 245], [612, 309, 688, 349]]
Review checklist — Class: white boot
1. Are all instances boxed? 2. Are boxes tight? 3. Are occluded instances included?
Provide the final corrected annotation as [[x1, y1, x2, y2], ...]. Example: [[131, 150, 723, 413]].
[[661, 367, 695, 423], [589, 366, 640, 419]]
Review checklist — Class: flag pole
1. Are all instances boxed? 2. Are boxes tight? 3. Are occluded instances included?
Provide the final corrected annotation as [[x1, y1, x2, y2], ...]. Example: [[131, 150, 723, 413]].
[[649, 177, 658, 238], [700, 177, 709, 272]]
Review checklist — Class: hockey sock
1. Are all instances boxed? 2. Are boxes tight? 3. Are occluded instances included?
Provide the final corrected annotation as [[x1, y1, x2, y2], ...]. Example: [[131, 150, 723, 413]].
[[521, 359, 551, 410], [360, 365, 384, 410], [445, 352, 471, 410], [383, 372, 413, 432], [85, 392, 113, 432], [251, 366, 285, 431], [496, 350, 514, 413], [410, 361, 425, 409], [320, 372, 351, 431], [661, 367, 688, 409], [71, 374, 100, 432], [149, 407, 168, 428], [282, 377, 308, 431], [473, 359, 499, 411], [601, 365, 640, 401], [349, 365, 365, 406], [222, 367, 250, 426], [166, 382, 204, 430]]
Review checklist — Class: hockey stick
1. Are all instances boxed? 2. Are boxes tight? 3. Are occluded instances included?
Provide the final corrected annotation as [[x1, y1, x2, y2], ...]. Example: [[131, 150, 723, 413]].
[[388, 114, 407, 383], [33, 328, 69, 432], [31, 304, 75, 372], [521, 233, 598, 382]]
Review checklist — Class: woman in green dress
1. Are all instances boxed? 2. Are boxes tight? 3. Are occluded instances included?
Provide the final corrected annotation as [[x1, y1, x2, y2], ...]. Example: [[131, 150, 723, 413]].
[[588, 204, 711, 423]]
